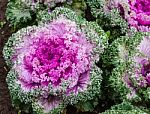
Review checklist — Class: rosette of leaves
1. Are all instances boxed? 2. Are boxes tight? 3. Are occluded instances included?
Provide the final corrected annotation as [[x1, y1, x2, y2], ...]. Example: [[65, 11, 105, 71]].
[[3, 7, 108, 114], [86, 0, 128, 42], [101, 101, 149, 114], [101, 31, 150, 104]]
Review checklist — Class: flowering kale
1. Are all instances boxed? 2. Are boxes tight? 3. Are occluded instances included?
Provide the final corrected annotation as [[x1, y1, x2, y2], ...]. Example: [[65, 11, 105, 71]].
[[13, 17, 94, 94], [102, 31, 150, 102], [3, 8, 107, 113]]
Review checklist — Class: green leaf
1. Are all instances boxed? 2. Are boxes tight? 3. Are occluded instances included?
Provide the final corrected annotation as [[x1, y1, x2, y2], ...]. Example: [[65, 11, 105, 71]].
[[6, 1, 31, 29]]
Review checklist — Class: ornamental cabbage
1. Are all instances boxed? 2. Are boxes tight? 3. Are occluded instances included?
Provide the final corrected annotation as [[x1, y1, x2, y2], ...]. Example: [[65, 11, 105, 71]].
[[102, 32, 150, 102], [3, 7, 107, 114], [14, 17, 94, 94]]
